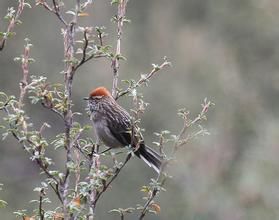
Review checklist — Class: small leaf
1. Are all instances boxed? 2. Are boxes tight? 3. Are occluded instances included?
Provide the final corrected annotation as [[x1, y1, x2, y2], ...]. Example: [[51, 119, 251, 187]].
[[66, 10, 76, 16], [109, 209, 121, 214], [0, 200, 7, 208], [150, 203, 161, 214], [152, 142, 160, 146], [23, 2, 32, 8], [2, 132, 9, 140], [140, 185, 150, 193], [33, 187, 42, 192], [152, 63, 160, 70], [78, 12, 89, 17], [111, 0, 120, 5]]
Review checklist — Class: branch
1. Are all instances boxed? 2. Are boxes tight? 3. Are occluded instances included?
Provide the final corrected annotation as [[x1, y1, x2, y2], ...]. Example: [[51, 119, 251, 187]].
[[172, 98, 213, 154], [60, 0, 80, 215], [0, 0, 26, 51], [138, 189, 158, 220], [15, 40, 63, 201], [116, 59, 171, 100], [18, 39, 31, 108], [138, 100, 213, 219], [2, 106, 63, 204], [36, 0, 67, 26], [92, 153, 132, 209], [87, 144, 99, 220], [41, 101, 64, 120], [138, 170, 165, 219], [39, 188, 45, 220], [111, 0, 128, 98], [78, 28, 90, 67], [74, 28, 107, 71]]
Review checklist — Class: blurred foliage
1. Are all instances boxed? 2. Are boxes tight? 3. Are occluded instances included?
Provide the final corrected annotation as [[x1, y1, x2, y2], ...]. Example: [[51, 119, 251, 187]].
[[1, 0, 279, 219]]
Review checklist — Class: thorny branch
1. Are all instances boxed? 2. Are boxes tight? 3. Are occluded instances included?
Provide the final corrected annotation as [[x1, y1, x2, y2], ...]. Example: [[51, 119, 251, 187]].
[[2, 111, 62, 204], [74, 28, 107, 71], [39, 188, 45, 220], [92, 153, 132, 209], [41, 101, 64, 120], [111, 0, 128, 98], [36, 0, 67, 26], [78, 28, 90, 68], [0, 0, 26, 51], [17, 43, 63, 204], [138, 173, 163, 220], [61, 21, 75, 220], [172, 98, 212, 154], [138, 99, 212, 219], [37, 0, 79, 215], [18, 39, 31, 108], [116, 59, 171, 100], [0, 41, 63, 203]]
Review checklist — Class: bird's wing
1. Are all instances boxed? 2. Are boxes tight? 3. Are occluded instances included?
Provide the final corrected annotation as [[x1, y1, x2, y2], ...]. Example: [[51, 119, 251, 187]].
[[107, 108, 133, 146]]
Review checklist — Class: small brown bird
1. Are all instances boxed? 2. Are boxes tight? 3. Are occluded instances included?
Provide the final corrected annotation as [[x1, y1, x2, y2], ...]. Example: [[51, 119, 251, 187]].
[[84, 87, 162, 173]]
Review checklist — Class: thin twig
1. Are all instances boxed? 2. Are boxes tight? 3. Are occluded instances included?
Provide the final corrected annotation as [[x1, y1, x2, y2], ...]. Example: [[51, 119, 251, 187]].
[[76, 53, 107, 71], [139, 101, 212, 219], [41, 101, 64, 120], [116, 59, 171, 100], [18, 40, 30, 108], [74, 28, 108, 71], [172, 99, 212, 154], [97, 28, 103, 46], [111, 0, 128, 98], [0, 0, 26, 51], [39, 188, 45, 220], [60, 0, 80, 215], [79, 29, 89, 67], [92, 153, 132, 209], [37, 0, 67, 26], [138, 172, 163, 220], [2, 106, 63, 203], [139, 190, 157, 220], [74, 141, 91, 160], [74, 148, 81, 195], [52, 0, 67, 25], [1, 55, 63, 202], [87, 143, 100, 220]]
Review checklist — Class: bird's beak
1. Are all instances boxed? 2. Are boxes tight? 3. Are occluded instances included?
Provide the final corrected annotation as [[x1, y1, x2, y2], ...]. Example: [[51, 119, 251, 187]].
[[83, 97, 89, 100]]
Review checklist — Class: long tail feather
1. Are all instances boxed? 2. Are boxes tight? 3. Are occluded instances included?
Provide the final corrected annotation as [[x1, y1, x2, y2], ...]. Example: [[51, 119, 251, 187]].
[[135, 144, 162, 173]]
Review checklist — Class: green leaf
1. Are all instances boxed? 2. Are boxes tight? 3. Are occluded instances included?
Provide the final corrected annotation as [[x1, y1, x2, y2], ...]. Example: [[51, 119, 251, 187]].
[[13, 209, 27, 217], [6, 32, 16, 38], [0, 200, 7, 208], [111, 0, 120, 5], [152, 63, 160, 71], [116, 54, 127, 61]]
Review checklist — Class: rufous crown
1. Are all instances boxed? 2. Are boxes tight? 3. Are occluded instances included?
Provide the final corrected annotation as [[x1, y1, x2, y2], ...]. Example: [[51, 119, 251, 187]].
[[89, 87, 111, 97]]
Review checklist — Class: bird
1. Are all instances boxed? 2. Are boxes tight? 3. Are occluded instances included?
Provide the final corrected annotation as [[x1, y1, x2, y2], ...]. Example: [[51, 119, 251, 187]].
[[84, 86, 162, 173]]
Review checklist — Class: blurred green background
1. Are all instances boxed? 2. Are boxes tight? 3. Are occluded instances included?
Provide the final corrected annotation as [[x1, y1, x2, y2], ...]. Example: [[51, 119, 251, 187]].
[[1, 0, 279, 219]]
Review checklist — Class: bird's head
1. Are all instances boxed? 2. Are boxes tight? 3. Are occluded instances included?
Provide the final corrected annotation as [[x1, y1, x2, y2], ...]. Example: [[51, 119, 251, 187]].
[[84, 87, 113, 111]]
